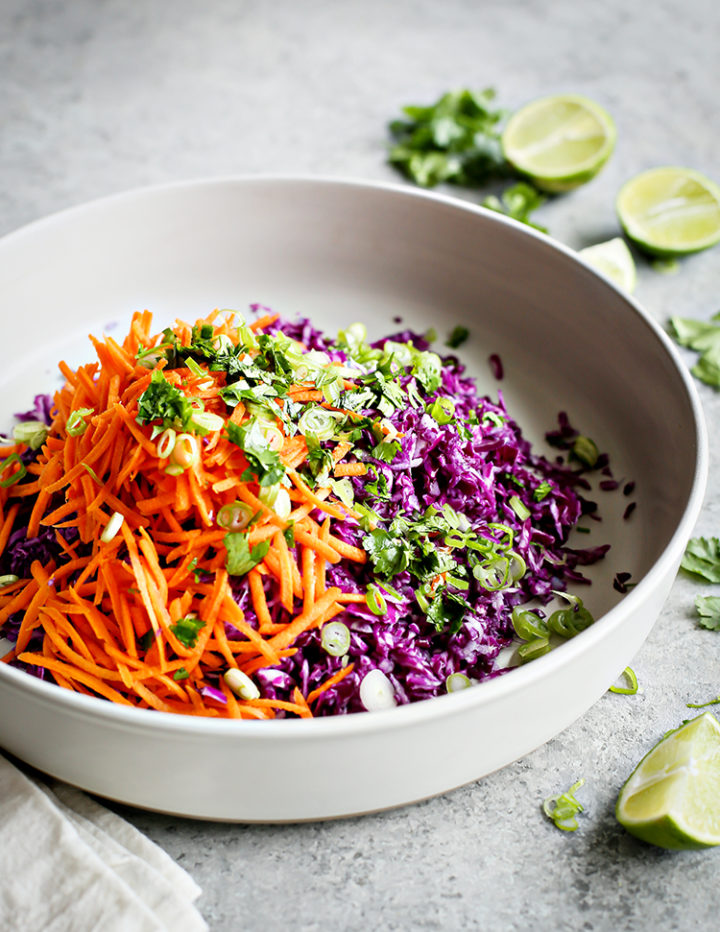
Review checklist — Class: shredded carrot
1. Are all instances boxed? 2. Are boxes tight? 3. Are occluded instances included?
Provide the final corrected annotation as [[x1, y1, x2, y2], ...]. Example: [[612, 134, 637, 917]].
[[0, 309, 381, 719]]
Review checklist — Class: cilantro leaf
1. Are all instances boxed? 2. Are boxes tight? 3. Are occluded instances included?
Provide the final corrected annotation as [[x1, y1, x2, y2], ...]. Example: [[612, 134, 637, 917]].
[[481, 182, 548, 232], [363, 526, 413, 578], [695, 595, 720, 630], [681, 537, 720, 583], [426, 591, 469, 635], [670, 312, 720, 388], [224, 532, 271, 576], [136, 370, 194, 429], [170, 616, 205, 648], [446, 326, 469, 349], [388, 88, 509, 188], [226, 419, 286, 487]]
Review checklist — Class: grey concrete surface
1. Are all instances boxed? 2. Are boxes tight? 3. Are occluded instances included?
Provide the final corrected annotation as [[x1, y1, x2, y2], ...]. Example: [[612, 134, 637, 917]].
[[2, 0, 720, 929]]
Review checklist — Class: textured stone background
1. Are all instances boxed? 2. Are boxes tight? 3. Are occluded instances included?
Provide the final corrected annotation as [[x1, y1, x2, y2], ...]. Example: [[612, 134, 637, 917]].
[[2, 1, 719, 929]]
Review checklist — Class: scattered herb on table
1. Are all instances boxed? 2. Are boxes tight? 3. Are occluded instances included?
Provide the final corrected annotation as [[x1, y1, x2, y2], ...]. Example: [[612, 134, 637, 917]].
[[481, 182, 548, 233], [669, 313, 720, 388]]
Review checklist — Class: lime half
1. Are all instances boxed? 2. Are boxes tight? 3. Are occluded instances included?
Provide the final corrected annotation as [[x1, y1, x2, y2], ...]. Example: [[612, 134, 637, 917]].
[[616, 712, 720, 850], [616, 167, 720, 257], [502, 94, 616, 192], [578, 237, 636, 292]]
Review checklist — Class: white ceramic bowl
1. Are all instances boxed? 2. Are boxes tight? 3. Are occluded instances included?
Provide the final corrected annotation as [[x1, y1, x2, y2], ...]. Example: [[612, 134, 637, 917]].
[[0, 177, 707, 821]]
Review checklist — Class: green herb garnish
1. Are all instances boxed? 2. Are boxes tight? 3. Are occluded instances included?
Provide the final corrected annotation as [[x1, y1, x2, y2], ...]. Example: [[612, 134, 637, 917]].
[[388, 88, 508, 188], [225, 419, 286, 487], [223, 532, 271, 577], [681, 537, 720, 583], [670, 313, 720, 388], [170, 616, 205, 648], [481, 182, 548, 232], [136, 370, 194, 430], [445, 326, 469, 349]]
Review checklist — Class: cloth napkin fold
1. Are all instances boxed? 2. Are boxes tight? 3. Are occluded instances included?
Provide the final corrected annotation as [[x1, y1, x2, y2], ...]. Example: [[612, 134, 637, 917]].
[[0, 753, 208, 932]]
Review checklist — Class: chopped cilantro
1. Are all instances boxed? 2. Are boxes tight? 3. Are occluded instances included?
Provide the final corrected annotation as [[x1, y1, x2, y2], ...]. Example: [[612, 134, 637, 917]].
[[446, 326, 469, 349], [681, 537, 720, 583], [173, 667, 190, 681], [136, 370, 194, 430], [694, 595, 720, 631], [226, 419, 286, 487], [224, 532, 271, 576], [481, 182, 548, 232], [170, 616, 205, 648], [670, 313, 720, 388], [388, 88, 508, 188]]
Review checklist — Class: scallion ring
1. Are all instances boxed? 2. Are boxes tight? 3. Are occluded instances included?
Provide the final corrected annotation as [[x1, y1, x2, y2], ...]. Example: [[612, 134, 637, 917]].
[[609, 666, 639, 695], [0, 574, 20, 588], [426, 397, 455, 425], [66, 407, 94, 437], [224, 668, 261, 700], [359, 669, 397, 711], [366, 584, 388, 616], [0, 453, 27, 488], [320, 621, 351, 657], [170, 433, 199, 469], [100, 511, 125, 543], [217, 501, 255, 532], [517, 637, 551, 663], [191, 411, 225, 434], [511, 607, 548, 641], [156, 428, 177, 459], [298, 407, 337, 442], [13, 421, 49, 450], [446, 673, 472, 693]]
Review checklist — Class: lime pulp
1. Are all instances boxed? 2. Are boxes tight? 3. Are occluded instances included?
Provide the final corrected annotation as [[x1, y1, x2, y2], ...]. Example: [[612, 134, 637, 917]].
[[501, 94, 616, 193], [578, 237, 636, 292], [616, 712, 720, 850]]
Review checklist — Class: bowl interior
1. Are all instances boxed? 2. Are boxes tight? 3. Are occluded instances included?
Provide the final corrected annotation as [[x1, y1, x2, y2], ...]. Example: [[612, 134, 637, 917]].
[[0, 176, 701, 673]]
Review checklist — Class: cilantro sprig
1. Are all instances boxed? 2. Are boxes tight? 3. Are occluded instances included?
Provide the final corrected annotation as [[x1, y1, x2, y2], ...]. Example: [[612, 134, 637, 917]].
[[670, 313, 720, 388], [388, 88, 509, 188]]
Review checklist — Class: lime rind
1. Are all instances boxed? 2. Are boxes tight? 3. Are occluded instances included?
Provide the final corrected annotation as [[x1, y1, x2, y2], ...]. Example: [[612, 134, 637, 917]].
[[502, 94, 616, 193], [616, 166, 720, 257], [616, 712, 720, 850]]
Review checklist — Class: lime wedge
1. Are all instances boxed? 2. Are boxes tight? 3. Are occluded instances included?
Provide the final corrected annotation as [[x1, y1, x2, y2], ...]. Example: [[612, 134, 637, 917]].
[[578, 237, 636, 292], [501, 94, 616, 192], [616, 712, 720, 850], [616, 167, 720, 257]]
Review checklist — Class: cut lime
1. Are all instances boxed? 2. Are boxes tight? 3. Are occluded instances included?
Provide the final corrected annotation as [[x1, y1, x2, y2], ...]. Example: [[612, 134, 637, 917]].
[[501, 94, 616, 193], [616, 712, 720, 850], [616, 167, 720, 257], [578, 237, 636, 292]]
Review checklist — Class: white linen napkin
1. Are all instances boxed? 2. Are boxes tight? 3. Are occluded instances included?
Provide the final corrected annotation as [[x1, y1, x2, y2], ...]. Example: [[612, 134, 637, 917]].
[[0, 753, 208, 932]]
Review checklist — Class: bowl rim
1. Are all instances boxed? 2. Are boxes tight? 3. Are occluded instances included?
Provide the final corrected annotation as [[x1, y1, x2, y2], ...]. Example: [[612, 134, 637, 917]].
[[0, 173, 709, 739]]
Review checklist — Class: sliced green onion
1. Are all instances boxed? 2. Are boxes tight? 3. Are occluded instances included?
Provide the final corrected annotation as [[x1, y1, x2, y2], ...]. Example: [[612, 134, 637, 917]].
[[0, 454, 27, 488], [217, 501, 255, 532], [426, 397, 455, 425], [511, 607, 548, 641], [543, 778, 585, 832], [359, 668, 396, 711], [517, 637, 551, 662], [547, 594, 594, 638], [320, 621, 351, 657], [298, 407, 337, 442], [100, 511, 125, 543], [446, 672, 472, 693], [191, 410, 225, 434], [170, 433, 199, 469], [259, 485, 291, 520], [214, 333, 235, 353], [155, 428, 177, 459], [13, 421, 49, 450], [0, 574, 20, 588], [185, 357, 205, 377], [224, 668, 261, 700], [366, 584, 388, 616], [66, 407, 94, 437], [572, 435, 599, 468], [509, 495, 531, 521], [165, 464, 185, 477], [608, 666, 639, 695], [173, 667, 190, 681]]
